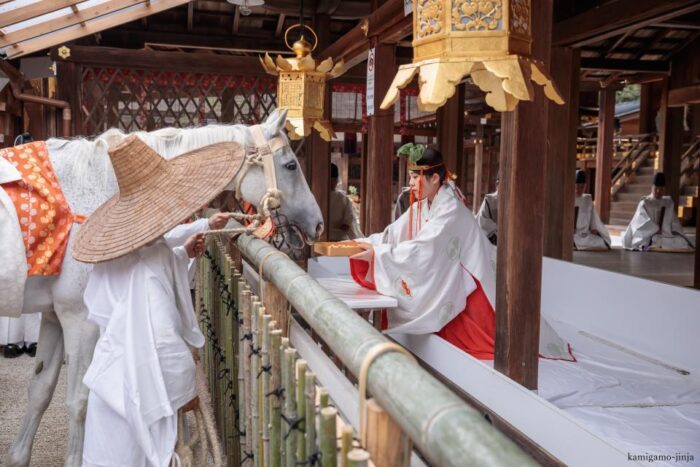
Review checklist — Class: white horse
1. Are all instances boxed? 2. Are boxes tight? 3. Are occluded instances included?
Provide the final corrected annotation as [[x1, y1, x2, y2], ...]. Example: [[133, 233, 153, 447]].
[[5, 109, 323, 467]]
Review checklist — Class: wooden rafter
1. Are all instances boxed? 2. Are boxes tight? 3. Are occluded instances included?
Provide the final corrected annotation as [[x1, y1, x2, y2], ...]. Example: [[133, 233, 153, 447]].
[[0, 0, 145, 48], [604, 30, 634, 57], [0, 0, 88, 29], [275, 13, 286, 37], [663, 30, 700, 61], [580, 58, 670, 73], [633, 28, 668, 60], [4, 0, 193, 59], [187, 2, 194, 32]]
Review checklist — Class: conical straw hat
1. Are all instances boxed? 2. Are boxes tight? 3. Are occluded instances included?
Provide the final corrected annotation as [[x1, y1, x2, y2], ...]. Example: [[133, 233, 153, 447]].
[[73, 135, 244, 263]]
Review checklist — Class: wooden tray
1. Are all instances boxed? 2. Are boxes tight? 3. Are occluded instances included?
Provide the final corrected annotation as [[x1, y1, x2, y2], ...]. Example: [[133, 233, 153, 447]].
[[313, 242, 365, 257]]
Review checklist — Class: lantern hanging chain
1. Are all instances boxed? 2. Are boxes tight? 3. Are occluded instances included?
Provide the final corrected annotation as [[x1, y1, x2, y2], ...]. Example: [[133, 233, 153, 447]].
[[299, 0, 304, 36]]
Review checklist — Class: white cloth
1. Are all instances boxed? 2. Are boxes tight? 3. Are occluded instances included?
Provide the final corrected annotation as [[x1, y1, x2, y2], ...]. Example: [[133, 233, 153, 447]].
[[574, 194, 611, 250], [360, 183, 495, 334], [0, 158, 27, 317], [621, 196, 694, 251], [329, 189, 363, 241], [82, 239, 204, 467], [0, 313, 40, 345], [163, 218, 210, 287], [476, 192, 498, 241]]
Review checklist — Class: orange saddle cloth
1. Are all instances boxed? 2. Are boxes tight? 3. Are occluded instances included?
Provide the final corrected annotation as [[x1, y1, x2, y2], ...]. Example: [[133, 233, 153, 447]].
[[1, 141, 84, 276]]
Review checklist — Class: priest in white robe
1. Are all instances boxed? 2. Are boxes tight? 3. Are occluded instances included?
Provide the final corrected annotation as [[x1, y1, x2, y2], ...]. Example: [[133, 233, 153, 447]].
[[73, 135, 243, 467], [350, 145, 573, 361], [621, 172, 695, 251], [574, 170, 611, 250], [475, 177, 498, 245]]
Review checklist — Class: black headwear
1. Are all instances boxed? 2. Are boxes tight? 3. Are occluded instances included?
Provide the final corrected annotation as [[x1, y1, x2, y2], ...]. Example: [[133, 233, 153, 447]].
[[330, 163, 339, 179], [653, 172, 666, 187], [575, 169, 586, 185]]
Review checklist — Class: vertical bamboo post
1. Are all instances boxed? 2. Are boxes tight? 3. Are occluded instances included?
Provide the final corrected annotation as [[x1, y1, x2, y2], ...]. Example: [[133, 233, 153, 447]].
[[295, 360, 307, 464], [320, 407, 338, 467], [263, 281, 290, 337], [269, 329, 283, 467], [279, 337, 290, 467], [347, 449, 370, 467], [340, 426, 353, 467], [238, 279, 248, 463], [304, 372, 317, 462], [262, 315, 272, 467], [242, 288, 253, 465], [223, 255, 233, 463], [231, 271, 242, 464], [362, 399, 411, 467], [251, 299, 261, 467], [283, 348, 298, 467], [319, 388, 329, 409], [257, 306, 266, 467]]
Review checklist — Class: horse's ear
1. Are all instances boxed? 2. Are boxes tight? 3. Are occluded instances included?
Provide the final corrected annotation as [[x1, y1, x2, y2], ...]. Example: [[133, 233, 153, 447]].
[[265, 108, 288, 136]]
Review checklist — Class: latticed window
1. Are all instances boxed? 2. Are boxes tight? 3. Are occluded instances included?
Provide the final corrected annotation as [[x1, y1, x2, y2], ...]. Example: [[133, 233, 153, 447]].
[[80, 67, 277, 136]]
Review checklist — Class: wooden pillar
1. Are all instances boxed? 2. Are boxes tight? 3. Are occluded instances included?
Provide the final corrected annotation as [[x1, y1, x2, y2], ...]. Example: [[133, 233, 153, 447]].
[[594, 87, 615, 223], [360, 135, 368, 233], [695, 213, 700, 290], [658, 79, 683, 207], [437, 83, 465, 183], [471, 124, 484, 212], [494, 0, 552, 390], [308, 14, 332, 240], [365, 41, 396, 234], [543, 47, 580, 261], [55, 59, 81, 136], [638, 83, 655, 134], [398, 134, 413, 191]]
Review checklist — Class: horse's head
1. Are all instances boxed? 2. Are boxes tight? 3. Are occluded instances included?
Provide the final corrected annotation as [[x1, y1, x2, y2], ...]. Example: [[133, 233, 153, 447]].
[[235, 109, 324, 242]]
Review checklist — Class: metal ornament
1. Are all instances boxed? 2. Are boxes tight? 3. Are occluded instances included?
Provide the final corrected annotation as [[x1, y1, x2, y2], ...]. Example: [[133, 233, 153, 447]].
[[260, 24, 345, 141], [381, 0, 564, 113]]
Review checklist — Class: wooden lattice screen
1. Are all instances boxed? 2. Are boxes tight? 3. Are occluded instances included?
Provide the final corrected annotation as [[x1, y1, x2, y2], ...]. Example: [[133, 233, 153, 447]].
[[80, 67, 277, 135]]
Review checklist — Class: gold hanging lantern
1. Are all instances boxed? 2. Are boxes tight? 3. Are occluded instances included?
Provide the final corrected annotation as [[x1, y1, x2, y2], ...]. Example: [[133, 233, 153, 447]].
[[260, 24, 344, 141], [380, 0, 564, 113]]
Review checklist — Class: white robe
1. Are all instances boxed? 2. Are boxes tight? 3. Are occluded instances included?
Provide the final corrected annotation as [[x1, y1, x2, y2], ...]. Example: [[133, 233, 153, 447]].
[[574, 194, 611, 250], [82, 239, 204, 467], [621, 196, 695, 251], [329, 189, 363, 241], [358, 183, 572, 360], [476, 192, 498, 242], [0, 313, 40, 346]]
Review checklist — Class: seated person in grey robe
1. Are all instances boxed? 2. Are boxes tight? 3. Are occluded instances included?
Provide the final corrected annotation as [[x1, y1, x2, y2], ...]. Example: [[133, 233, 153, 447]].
[[574, 170, 611, 250], [393, 186, 411, 221], [622, 172, 695, 251], [329, 163, 363, 241], [475, 176, 498, 245]]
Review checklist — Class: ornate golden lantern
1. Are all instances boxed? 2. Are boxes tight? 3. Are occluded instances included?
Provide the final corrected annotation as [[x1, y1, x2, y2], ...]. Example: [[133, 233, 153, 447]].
[[260, 24, 344, 141], [381, 0, 564, 112]]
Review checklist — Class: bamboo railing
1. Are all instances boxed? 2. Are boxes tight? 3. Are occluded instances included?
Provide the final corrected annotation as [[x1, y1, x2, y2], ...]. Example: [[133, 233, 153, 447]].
[[197, 227, 537, 467], [680, 136, 700, 192], [610, 134, 658, 197]]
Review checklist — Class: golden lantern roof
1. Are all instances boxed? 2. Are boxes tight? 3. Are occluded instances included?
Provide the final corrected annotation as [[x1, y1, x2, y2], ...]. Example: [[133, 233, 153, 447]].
[[380, 0, 564, 113], [260, 24, 345, 141]]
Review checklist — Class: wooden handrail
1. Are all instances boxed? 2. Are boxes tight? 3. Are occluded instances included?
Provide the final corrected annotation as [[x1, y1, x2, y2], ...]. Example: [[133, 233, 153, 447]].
[[679, 136, 700, 190]]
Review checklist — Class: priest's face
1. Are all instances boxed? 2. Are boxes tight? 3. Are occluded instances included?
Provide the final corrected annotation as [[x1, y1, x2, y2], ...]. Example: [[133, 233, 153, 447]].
[[652, 185, 664, 199], [408, 171, 441, 201], [575, 183, 586, 197]]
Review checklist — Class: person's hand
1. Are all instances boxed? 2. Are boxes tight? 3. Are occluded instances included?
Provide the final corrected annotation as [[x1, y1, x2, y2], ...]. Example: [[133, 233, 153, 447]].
[[181, 396, 199, 413], [208, 212, 231, 230], [185, 233, 205, 258]]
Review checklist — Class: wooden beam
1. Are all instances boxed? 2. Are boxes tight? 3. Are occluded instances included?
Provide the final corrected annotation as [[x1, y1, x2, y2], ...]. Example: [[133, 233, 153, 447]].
[[494, 0, 553, 390], [49, 45, 267, 75], [187, 2, 194, 32], [580, 58, 669, 73], [5, 0, 193, 59], [275, 13, 286, 37], [638, 82, 655, 134], [232, 6, 240, 34], [543, 47, 580, 262], [0, 0, 145, 49], [695, 213, 700, 290], [365, 41, 396, 235], [0, 0, 88, 28], [594, 87, 615, 224], [658, 79, 684, 207], [668, 84, 700, 106], [471, 124, 484, 212], [553, 0, 700, 47]]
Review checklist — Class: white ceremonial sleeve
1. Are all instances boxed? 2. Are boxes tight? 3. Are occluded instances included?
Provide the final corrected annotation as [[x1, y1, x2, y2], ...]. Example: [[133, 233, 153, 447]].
[[163, 218, 209, 248], [476, 198, 497, 237], [589, 205, 611, 246]]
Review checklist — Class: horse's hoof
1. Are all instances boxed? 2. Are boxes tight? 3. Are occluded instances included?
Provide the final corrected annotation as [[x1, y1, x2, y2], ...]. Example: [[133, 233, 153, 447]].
[[3, 344, 23, 358], [25, 343, 37, 358]]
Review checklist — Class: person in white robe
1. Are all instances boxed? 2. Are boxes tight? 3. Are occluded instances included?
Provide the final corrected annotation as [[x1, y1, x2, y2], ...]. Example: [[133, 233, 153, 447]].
[[329, 163, 363, 241], [573, 170, 611, 250], [0, 314, 40, 358], [475, 177, 498, 245], [349, 145, 573, 361], [73, 135, 243, 467], [622, 172, 695, 251]]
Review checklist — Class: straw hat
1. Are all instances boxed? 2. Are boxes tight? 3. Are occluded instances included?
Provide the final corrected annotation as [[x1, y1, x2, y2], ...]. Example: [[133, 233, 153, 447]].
[[72, 135, 244, 263]]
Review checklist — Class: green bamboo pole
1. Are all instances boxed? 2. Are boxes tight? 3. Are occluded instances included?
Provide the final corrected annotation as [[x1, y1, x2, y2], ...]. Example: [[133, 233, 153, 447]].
[[238, 279, 248, 464], [262, 314, 272, 467], [283, 348, 298, 467], [295, 360, 307, 464], [319, 388, 329, 410], [251, 299, 260, 467], [235, 231, 535, 467], [242, 287, 253, 466], [231, 271, 242, 465], [270, 329, 283, 467], [279, 337, 290, 467], [223, 255, 233, 462], [346, 449, 370, 467], [319, 407, 337, 467], [304, 371, 317, 463], [340, 426, 353, 467]]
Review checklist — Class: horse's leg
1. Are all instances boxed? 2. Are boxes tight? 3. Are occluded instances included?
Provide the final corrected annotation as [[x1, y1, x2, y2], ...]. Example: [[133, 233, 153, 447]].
[[54, 301, 99, 467], [6, 312, 64, 467]]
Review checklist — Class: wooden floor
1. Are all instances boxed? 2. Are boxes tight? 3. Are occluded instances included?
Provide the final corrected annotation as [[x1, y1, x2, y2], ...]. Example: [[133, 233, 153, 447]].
[[573, 248, 695, 288]]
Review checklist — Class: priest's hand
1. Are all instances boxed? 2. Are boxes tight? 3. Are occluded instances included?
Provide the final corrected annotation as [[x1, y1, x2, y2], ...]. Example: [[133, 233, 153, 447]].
[[185, 233, 206, 258], [208, 212, 231, 230], [181, 396, 199, 413]]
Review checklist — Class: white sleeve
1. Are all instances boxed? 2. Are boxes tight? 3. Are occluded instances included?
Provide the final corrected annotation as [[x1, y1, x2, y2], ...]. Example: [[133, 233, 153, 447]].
[[163, 218, 209, 248]]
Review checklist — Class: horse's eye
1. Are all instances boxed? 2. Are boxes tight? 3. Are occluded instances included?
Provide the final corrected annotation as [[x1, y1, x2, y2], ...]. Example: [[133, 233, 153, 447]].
[[284, 161, 297, 171]]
